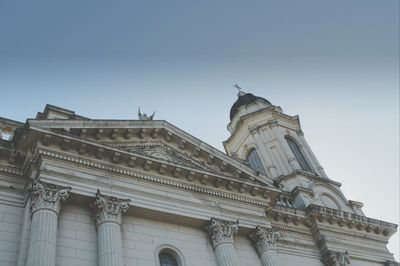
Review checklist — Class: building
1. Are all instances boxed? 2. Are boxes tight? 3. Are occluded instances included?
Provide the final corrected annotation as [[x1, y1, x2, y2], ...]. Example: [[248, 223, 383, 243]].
[[0, 91, 397, 266]]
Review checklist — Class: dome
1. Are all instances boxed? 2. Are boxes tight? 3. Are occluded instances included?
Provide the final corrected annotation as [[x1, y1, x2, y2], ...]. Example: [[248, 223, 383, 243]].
[[229, 92, 271, 120]]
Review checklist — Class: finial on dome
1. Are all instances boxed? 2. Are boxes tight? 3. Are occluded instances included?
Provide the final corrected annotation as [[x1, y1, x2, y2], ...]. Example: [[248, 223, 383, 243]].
[[234, 83, 246, 96]]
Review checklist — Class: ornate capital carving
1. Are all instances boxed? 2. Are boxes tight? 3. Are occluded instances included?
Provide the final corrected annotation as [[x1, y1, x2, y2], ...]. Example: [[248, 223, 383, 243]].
[[324, 251, 350, 266], [30, 180, 71, 215], [249, 126, 259, 135], [93, 190, 130, 226], [249, 226, 281, 255], [205, 218, 239, 249]]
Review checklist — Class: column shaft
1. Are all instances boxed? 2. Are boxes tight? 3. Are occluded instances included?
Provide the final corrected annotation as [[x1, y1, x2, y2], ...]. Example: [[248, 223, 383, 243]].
[[26, 210, 58, 266], [214, 243, 240, 266], [259, 249, 280, 266], [98, 222, 124, 266]]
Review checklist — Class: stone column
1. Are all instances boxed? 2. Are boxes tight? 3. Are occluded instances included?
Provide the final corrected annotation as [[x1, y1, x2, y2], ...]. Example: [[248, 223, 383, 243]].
[[93, 190, 130, 266], [249, 226, 281, 266], [26, 180, 71, 266], [205, 218, 240, 266]]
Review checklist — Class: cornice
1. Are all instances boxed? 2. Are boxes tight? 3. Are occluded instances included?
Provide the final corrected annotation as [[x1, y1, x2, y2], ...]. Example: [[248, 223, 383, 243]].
[[38, 149, 271, 207], [277, 170, 342, 187], [271, 222, 312, 236], [306, 204, 397, 237], [22, 123, 276, 189], [26, 119, 274, 184]]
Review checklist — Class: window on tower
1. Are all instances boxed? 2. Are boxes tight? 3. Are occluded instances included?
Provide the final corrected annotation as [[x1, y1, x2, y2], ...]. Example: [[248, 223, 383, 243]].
[[285, 136, 313, 173], [246, 148, 267, 176]]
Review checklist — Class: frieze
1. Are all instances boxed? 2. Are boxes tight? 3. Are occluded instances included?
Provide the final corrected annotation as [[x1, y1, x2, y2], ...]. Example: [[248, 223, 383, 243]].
[[93, 190, 130, 226], [29, 180, 71, 215], [249, 226, 281, 254], [205, 218, 239, 249]]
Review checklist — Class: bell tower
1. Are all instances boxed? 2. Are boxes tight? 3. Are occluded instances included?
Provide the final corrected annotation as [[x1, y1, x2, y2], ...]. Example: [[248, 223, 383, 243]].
[[223, 89, 364, 214]]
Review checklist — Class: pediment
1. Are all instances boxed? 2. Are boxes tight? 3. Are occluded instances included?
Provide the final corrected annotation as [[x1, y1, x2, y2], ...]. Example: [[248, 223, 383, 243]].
[[25, 119, 276, 189], [103, 141, 218, 174]]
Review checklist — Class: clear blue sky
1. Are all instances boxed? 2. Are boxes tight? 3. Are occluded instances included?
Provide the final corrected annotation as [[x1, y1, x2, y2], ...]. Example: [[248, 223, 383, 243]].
[[0, 0, 399, 260]]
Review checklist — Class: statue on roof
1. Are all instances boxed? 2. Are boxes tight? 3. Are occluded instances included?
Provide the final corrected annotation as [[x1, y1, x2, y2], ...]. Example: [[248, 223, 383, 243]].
[[138, 108, 155, 120]]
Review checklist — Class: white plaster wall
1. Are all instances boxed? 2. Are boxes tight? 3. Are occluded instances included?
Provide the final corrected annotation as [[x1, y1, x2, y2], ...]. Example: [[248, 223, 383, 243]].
[[121, 216, 218, 266], [0, 204, 24, 266], [56, 203, 97, 266], [235, 236, 262, 266]]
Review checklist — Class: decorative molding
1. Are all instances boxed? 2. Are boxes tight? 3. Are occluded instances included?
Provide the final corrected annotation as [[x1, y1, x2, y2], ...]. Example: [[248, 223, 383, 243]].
[[93, 190, 130, 227], [385, 261, 399, 266], [38, 150, 271, 207], [0, 165, 24, 176], [271, 223, 312, 236], [204, 218, 239, 249], [249, 226, 281, 255], [323, 251, 350, 266], [29, 180, 71, 215]]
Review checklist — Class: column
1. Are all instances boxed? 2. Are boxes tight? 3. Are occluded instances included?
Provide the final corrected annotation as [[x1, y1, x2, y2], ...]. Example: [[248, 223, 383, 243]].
[[249, 226, 281, 266], [26, 180, 71, 266], [93, 190, 130, 266], [205, 218, 240, 266]]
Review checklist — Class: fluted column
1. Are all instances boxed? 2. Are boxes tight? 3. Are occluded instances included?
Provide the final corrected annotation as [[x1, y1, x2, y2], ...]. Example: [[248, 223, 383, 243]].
[[249, 226, 281, 266], [26, 180, 71, 266], [205, 218, 240, 266], [93, 190, 130, 266]]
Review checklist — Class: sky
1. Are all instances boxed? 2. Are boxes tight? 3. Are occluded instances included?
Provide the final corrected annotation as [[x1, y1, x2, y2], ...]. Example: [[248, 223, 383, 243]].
[[0, 0, 399, 261]]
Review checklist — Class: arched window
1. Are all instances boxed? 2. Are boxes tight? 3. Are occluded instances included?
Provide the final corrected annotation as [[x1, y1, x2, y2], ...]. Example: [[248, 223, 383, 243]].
[[285, 136, 312, 172], [246, 148, 267, 176], [159, 249, 180, 266]]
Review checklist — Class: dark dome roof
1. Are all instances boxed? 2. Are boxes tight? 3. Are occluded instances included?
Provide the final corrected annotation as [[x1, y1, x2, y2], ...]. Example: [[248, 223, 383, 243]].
[[229, 92, 271, 120]]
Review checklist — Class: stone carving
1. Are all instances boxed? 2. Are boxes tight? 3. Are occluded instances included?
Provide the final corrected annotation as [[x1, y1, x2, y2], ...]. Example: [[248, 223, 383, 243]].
[[205, 218, 239, 249], [324, 251, 350, 266], [30, 180, 71, 215], [385, 261, 399, 266], [138, 108, 155, 120], [93, 190, 130, 226], [249, 226, 281, 255]]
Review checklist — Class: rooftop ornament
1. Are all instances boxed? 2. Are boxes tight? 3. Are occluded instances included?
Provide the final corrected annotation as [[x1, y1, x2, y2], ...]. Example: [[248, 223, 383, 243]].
[[138, 108, 155, 121]]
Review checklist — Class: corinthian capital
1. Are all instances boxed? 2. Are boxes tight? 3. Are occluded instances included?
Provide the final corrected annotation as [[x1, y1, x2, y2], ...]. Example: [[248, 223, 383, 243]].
[[249, 226, 281, 255], [205, 218, 239, 249], [324, 251, 350, 266], [30, 180, 71, 215], [93, 190, 130, 226]]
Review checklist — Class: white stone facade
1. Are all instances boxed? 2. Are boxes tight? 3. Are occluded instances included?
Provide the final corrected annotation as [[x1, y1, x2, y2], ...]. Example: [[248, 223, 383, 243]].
[[0, 99, 397, 266]]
